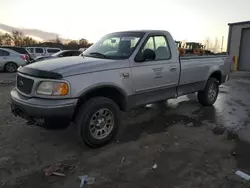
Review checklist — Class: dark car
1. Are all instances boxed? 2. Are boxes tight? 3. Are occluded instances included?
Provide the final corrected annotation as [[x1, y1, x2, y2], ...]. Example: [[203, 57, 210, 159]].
[[1, 46, 33, 62], [33, 50, 82, 62]]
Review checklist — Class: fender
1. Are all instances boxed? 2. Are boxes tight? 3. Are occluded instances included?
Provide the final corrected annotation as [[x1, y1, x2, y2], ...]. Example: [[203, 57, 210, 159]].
[[206, 65, 222, 81], [77, 82, 128, 98], [77, 83, 129, 111]]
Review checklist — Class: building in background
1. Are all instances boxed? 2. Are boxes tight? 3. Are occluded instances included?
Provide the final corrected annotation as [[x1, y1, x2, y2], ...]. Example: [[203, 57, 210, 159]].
[[227, 21, 250, 71]]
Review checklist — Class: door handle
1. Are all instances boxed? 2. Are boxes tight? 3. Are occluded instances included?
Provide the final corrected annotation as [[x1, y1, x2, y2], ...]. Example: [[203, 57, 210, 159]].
[[152, 67, 163, 71], [169, 67, 177, 72]]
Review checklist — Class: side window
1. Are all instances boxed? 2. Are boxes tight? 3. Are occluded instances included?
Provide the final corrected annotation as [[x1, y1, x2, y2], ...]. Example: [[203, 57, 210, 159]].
[[47, 49, 60, 53], [0, 50, 10, 56], [0, 50, 4, 56], [140, 35, 171, 61], [35, 48, 44, 53], [73, 51, 81, 56], [142, 37, 154, 51], [59, 52, 69, 57], [65, 52, 73, 56], [154, 36, 171, 60], [27, 48, 34, 53]]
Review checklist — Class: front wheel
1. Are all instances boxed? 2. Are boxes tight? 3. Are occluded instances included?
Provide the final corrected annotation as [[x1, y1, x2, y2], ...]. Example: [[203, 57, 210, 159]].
[[75, 97, 121, 148], [198, 78, 219, 106]]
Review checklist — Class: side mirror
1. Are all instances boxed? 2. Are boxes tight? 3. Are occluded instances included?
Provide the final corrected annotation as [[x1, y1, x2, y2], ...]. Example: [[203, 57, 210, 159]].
[[135, 49, 156, 62]]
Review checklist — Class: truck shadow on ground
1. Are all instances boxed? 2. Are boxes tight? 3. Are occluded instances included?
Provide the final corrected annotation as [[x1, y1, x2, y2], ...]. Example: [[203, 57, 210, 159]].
[[116, 94, 217, 143]]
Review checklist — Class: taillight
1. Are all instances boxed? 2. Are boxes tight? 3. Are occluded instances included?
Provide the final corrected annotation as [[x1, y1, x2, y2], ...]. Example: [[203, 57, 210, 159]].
[[25, 54, 29, 60], [20, 55, 27, 61]]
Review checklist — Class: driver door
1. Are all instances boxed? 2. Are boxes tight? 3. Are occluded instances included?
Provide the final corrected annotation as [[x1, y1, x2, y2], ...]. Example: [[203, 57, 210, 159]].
[[130, 35, 179, 106]]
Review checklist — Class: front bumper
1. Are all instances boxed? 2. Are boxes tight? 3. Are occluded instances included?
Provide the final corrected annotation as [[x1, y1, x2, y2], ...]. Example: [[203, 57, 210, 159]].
[[10, 88, 78, 121]]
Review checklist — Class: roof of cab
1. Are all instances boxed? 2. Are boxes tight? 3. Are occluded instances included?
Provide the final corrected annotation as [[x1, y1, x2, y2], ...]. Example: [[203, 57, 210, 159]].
[[109, 30, 170, 35], [228, 21, 250, 26], [112, 30, 168, 32]]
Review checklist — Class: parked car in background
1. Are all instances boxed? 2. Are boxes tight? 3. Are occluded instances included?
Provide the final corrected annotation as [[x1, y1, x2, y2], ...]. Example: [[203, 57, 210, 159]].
[[26, 47, 61, 59], [79, 48, 87, 52], [10, 30, 231, 148], [32, 50, 82, 62], [0, 48, 27, 72], [1, 46, 32, 62]]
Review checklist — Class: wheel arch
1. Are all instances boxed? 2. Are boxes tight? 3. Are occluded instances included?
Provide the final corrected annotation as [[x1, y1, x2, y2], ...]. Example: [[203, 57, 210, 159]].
[[208, 71, 222, 84], [4, 61, 18, 70]]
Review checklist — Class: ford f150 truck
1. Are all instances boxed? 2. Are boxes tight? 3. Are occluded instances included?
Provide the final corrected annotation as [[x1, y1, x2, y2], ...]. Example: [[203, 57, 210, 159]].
[[10, 30, 231, 148]]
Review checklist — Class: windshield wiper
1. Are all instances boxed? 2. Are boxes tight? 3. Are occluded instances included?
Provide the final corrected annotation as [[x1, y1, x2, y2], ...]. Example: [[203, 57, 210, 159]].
[[88, 52, 108, 59]]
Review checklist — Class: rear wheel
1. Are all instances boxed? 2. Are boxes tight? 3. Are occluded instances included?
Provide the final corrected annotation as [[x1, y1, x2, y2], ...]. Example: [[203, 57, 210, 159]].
[[5, 62, 18, 73], [75, 97, 121, 148], [198, 78, 219, 106]]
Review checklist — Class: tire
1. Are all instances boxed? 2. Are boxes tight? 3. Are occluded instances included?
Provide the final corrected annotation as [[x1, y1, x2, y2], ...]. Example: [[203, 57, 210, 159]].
[[198, 78, 219, 106], [4, 62, 18, 73], [75, 97, 121, 148]]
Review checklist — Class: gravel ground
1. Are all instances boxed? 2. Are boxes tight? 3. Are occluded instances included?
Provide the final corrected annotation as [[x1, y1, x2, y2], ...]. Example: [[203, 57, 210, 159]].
[[1, 72, 250, 188]]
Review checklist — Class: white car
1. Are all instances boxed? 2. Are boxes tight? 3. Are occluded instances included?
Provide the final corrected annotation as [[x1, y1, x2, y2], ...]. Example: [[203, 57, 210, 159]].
[[0, 48, 27, 72], [26, 47, 61, 58], [79, 48, 87, 52], [32, 50, 82, 62]]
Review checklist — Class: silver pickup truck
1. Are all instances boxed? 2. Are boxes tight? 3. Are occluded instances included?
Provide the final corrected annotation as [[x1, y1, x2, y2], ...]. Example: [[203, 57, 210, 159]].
[[10, 30, 231, 148]]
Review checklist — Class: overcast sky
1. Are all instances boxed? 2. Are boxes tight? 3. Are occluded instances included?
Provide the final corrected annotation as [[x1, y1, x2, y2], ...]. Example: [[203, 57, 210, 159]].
[[0, 0, 250, 49]]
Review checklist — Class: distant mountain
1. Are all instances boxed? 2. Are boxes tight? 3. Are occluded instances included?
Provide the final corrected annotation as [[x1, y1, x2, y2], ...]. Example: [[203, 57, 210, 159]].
[[0, 23, 68, 42]]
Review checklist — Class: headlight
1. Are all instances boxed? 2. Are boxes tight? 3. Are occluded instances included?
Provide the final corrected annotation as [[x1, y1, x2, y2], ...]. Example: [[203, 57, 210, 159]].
[[36, 81, 69, 96]]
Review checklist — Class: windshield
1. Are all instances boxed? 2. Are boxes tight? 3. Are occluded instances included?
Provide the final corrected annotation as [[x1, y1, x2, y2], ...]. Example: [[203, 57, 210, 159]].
[[82, 32, 145, 59]]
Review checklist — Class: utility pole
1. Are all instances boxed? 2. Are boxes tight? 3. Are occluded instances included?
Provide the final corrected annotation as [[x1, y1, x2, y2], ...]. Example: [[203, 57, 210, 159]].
[[221, 36, 224, 52]]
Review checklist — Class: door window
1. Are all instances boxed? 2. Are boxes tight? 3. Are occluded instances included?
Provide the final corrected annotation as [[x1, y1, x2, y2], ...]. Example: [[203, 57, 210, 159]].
[[47, 49, 60, 53], [140, 35, 171, 61], [73, 51, 81, 56], [60, 51, 70, 57], [154, 36, 171, 60], [0, 49, 10, 56], [35, 48, 44, 53], [27, 48, 34, 53], [143, 37, 154, 51]]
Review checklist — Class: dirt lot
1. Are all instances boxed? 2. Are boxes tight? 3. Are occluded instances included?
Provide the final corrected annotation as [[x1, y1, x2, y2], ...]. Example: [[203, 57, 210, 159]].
[[1, 72, 250, 188]]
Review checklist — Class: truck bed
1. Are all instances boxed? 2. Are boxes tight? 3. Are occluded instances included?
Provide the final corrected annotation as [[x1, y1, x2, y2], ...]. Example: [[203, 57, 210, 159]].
[[177, 54, 231, 96]]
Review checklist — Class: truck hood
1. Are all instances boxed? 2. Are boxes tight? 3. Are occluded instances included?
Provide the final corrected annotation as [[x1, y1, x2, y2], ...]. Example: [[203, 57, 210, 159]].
[[26, 56, 129, 77]]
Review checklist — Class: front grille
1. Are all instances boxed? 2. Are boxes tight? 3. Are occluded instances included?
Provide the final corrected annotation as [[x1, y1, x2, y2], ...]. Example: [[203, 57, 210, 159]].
[[17, 75, 34, 94]]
